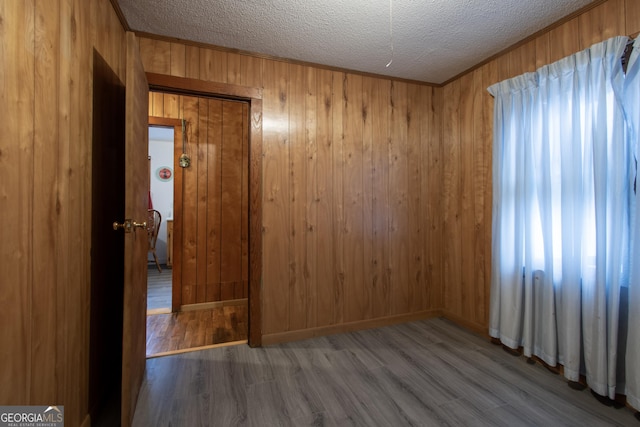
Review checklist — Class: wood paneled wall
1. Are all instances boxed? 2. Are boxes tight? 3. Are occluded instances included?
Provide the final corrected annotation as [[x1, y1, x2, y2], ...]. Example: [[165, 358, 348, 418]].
[[441, 0, 640, 332], [4, 3, 635, 422], [149, 93, 249, 305], [0, 0, 132, 425], [139, 38, 445, 339], [138, 0, 640, 340]]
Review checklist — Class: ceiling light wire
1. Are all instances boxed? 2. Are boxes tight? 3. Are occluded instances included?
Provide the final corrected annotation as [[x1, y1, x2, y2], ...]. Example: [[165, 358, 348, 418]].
[[386, 0, 393, 67]]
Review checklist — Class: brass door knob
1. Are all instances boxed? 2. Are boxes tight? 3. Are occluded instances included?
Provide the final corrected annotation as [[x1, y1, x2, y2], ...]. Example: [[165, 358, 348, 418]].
[[113, 219, 147, 233]]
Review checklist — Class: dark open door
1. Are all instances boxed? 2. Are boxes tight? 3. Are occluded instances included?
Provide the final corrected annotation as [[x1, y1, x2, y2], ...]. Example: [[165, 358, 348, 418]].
[[120, 32, 149, 426], [90, 49, 126, 427]]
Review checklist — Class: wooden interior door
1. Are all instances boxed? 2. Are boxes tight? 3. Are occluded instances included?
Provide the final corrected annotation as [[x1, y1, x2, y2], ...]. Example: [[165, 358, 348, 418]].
[[89, 49, 125, 427], [121, 32, 149, 426]]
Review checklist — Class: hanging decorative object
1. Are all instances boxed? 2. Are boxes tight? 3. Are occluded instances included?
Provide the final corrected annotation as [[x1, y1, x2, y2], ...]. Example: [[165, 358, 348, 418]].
[[179, 117, 191, 168]]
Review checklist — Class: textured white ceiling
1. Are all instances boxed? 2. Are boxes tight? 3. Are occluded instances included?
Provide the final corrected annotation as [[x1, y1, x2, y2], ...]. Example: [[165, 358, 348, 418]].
[[117, 0, 595, 84]]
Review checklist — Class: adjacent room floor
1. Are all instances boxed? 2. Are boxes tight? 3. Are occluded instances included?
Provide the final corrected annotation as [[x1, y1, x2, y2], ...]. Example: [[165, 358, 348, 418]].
[[146, 264, 248, 357], [132, 318, 639, 426], [146, 305, 248, 357], [147, 264, 171, 313]]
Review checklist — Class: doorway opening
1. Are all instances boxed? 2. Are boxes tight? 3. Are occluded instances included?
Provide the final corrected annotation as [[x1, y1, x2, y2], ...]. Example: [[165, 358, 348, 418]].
[[147, 125, 174, 315], [145, 90, 256, 357]]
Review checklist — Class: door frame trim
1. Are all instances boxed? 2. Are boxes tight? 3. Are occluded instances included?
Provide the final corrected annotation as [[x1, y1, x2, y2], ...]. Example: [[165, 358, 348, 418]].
[[146, 73, 263, 347]]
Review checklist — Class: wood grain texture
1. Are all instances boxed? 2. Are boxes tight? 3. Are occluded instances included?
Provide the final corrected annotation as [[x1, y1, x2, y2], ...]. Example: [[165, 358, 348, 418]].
[[578, 0, 625, 49], [289, 64, 307, 331], [206, 100, 222, 301], [262, 60, 291, 334], [315, 69, 335, 327], [133, 318, 639, 426], [370, 78, 392, 320], [331, 71, 346, 327], [342, 73, 365, 322], [150, 94, 249, 306], [146, 304, 248, 356], [459, 72, 476, 324], [122, 32, 149, 427], [407, 83, 423, 313], [138, 0, 640, 341], [304, 67, 318, 326], [195, 97, 208, 303], [427, 87, 444, 311], [389, 81, 410, 316], [33, 0, 60, 404], [442, 80, 462, 318], [249, 98, 263, 346], [627, 0, 640, 35], [0, 0, 35, 405], [0, 0, 136, 424]]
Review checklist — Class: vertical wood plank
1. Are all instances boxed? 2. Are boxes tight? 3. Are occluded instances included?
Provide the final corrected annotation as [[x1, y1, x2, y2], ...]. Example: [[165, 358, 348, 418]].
[[170, 42, 186, 77], [483, 61, 498, 326], [471, 67, 488, 326], [0, 0, 35, 405], [200, 47, 227, 83], [627, 0, 640, 35], [185, 45, 200, 79], [163, 93, 181, 119], [419, 85, 433, 309], [370, 78, 391, 319], [578, 0, 625, 49], [181, 95, 199, 305], [407, 83, 423, 313], [172, 118, 185, 309], [509, 40, 536, 78], [150, 91, 164, 116], [427, 87, 444, 310], [249, 97, 263, 345], [227, 52, 242, 85], [549, 17, 580, 63], [241, 102, 250, 299], [535, 33, 551, 69], [459, 72, 475, 323], [206, 99, 223, 302], [138, 38, 170, 74], [241, 55, 264, 88], [195, 97, 208, 303], [289, 64, 307, 331], [315, 69, 335, 327], [389, 81, 409, 315], [33, 0, 60, 403], [442, 81, 461, 317], [262, 59, 290, 333], [361, 77, 374, 320], [332, 71, 345, 325], [220, 101, 245, 300], [57, 0, 73, 405], [343, 73, 365, 322], [305, 66, 318, 326]]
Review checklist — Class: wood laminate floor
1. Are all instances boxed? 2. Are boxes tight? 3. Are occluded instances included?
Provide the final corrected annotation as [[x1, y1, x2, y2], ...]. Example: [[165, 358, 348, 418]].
[[147, 264, 171, 312], [146, 304, 248, 357], [133, 318, 639, 426]]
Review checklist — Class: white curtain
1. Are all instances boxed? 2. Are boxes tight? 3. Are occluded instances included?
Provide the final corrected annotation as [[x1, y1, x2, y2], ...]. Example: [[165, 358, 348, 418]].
[[622, 37, 640, 410], [488, 36, 634, 401]]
